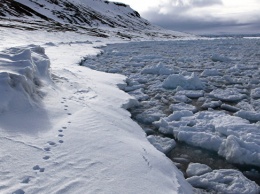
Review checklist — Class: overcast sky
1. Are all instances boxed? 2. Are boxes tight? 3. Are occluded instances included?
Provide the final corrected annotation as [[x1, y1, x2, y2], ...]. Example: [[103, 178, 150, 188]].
[[115, 0, 260, 35]]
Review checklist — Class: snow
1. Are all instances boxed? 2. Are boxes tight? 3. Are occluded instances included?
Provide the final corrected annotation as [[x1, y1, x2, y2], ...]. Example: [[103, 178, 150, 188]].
[[187, 169, 260, 194], [0, 29, 193, 194], [79, 38, 260, 190], [1, 21, 260, 193]]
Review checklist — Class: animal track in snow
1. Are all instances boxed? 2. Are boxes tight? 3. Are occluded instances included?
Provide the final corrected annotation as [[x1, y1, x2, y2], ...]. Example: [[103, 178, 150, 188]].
[[58, 134, 64, 137], [59, 140, 64, 143], [21, 176, 31, 184], [48, 141, 56, 146], [44, 147, 51, 151], [39, 168, 45, 172], [33, 165, 45, 172], [58, 129, 63, 132], [43, 156, 50, 160], [12, 189, 25, 194], [67, 113, 72, 115], [33, 165, 40, 170], [62, 127, 67, 129]]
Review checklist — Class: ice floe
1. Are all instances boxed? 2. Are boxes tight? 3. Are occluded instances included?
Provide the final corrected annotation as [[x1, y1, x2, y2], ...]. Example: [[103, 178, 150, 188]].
[[162, 73, 205, 90], [147, 135, 176, 154], [186, 163, 212, 177], [187, 169, 260, 194]]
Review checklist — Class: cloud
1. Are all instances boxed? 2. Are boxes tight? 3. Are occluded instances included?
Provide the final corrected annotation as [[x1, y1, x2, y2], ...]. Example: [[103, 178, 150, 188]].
[[141, 0, 260, 34], [172, 0, 222, 8]]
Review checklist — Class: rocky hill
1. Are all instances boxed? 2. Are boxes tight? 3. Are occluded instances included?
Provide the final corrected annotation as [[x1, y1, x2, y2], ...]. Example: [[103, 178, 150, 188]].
[[0, 0, 189, 39]]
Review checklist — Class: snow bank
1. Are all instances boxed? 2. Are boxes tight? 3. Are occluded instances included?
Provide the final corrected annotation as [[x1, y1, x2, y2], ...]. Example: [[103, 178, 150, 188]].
[[162, 73, 205, 90], [0, 45, 50, 112], [187, 169, 260, 194]]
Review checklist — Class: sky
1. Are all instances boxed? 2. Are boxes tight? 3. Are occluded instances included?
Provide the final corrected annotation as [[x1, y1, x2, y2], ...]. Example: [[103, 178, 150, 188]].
[[115, 0, 260, 35]]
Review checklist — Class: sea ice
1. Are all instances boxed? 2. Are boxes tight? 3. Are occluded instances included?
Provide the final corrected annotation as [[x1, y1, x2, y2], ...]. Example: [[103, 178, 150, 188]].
[[201, 69, 221, 77], [147, 135, 176, 154], [187, 169, 260, 194], [141, 62, 172, 75], [170, 102, 197, 113], [209, 88, 246, 102], [175, 90, 204, 98], [186, 163, 212, 177], [234, 110, 260, 122]]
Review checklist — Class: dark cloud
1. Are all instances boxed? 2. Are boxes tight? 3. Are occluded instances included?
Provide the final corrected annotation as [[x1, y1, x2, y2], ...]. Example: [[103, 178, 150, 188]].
[[142, 1, 260, 35], [173, 0, 222, 8]]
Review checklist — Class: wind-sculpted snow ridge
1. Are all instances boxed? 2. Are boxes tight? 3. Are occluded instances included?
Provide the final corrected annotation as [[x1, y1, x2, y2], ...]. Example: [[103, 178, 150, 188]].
[[83, 38, 260, 191], [0, 0, 190, 39], [0, 45, 51, 113]]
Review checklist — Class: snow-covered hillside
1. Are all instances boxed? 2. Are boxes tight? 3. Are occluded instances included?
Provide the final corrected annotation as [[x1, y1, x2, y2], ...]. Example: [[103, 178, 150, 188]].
[[0, 0, 189, 39]]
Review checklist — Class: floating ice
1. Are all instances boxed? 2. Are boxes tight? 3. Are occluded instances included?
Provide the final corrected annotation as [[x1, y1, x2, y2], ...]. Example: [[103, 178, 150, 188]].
[[141, 62, 172, 75], [162, 73, 205, 90], [147, 135, 176, 154], [187, 169, 260, 194], [186, 163, 212, 177], [251, 87, 260, 99], [170, 102, 197, 113], [201, 69, 221, 77], [175, 90, 204, 99], [211, 54, 231, 62], [234, 110, 260, 122], [209, 88, 246, 102]]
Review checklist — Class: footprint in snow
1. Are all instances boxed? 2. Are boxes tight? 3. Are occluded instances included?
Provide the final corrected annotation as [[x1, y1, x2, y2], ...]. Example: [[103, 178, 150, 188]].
[[67, 113, 72, 115], [12, 189, 25, 194], [48, 141, 56, 146], [33, 165, 45, 172], [44, 147, 51, 151], [58, 129, 63, 132], [59, 140, 64, 143], [62, 127, 67, 129], [58, 134, 64, 137], [43, 156, 50, 160]]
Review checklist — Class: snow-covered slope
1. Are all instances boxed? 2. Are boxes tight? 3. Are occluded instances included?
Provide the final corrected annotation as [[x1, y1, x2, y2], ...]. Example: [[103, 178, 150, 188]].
[[0, 29, 194, 194], [0, 0, 189, 39]]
